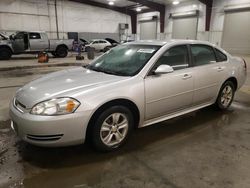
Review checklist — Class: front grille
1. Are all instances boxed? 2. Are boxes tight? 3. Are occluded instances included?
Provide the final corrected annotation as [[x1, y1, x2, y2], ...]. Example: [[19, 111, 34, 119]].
[[26, 134, 63, 141]]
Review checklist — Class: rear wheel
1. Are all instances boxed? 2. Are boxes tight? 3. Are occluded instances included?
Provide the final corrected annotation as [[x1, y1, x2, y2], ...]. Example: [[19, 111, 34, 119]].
[[91, 106, 134, 151], [55, 46, 68, 58], [0, 47, 12, 60], [216, 81, 235, 110], [51, 51, 57, 57]]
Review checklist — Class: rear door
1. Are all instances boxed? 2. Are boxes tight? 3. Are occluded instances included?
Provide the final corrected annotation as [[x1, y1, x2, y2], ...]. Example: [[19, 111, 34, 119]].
[[29, 32, 47, 51], [145, 45, 194, 120], [91, 41, 100, 50], [190, 44, 227, 105]]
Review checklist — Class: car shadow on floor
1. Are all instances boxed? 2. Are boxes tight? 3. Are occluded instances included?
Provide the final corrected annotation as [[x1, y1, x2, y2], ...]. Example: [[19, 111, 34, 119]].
[[15, 105, 237, 170]]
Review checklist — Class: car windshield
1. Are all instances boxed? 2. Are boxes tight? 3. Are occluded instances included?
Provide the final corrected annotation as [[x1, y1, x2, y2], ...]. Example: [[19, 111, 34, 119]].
[[86, 44, 161, 76]]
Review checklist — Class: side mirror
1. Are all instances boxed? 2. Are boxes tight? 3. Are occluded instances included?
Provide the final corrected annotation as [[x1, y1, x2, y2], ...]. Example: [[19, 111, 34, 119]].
[[154, 64, 174, 75]]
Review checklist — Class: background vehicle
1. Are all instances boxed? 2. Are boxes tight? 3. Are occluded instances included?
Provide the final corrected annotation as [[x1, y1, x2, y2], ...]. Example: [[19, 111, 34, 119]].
[[85, 39, 111, 52], [78, 38, 89, 51], [0, 31, 73, 60], [103, 38, 119, 52]]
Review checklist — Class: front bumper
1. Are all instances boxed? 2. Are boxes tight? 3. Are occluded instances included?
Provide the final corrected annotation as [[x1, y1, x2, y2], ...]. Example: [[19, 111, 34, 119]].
[[9, 100, 92, 147]]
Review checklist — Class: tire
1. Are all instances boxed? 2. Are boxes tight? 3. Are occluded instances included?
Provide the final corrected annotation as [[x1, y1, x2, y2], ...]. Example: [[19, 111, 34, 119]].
[[0, 47, 12, 60], [216, 81, 235, 110], [91, 106, 134, 152], [85, 46, 91, 52], [51, 51, 57, 57], [55, 46, 68, 58]]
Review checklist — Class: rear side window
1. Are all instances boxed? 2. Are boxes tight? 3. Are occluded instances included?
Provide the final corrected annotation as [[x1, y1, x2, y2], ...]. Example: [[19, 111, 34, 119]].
[[191, 45, 216, 66], [215, 48, 227, 62], [154, 45, 189, 71], [29, 33, 41, 39]]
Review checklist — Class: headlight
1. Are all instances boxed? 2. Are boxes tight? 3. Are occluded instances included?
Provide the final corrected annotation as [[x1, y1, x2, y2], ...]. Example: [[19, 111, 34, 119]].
[[30, 98, 80, 115]]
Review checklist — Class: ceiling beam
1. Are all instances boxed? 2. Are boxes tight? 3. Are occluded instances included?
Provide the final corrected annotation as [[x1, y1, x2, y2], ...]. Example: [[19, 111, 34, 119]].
[[127, 0, 166, 33], [198, 0, 213, 31]]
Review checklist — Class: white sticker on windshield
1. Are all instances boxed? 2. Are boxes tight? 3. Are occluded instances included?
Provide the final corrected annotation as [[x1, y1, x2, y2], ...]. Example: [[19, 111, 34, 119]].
[[137, 49, 155, 53]]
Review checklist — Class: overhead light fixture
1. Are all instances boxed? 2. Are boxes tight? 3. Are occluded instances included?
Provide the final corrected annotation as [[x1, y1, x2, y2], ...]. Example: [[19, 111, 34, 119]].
[[172, 1, 180, 5], [136, 7, 142, 12], [193, 4, 197, 8], [108, 1, 114, 5]]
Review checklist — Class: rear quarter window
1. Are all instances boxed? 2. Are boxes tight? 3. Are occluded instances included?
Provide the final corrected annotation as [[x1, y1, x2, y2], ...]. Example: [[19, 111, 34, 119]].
[[215, 48, 227, 62]]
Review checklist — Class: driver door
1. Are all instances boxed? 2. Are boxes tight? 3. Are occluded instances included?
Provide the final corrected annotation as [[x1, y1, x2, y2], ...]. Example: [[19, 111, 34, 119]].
[[144, 45, 194, 120], [12, 32, 26, 53]]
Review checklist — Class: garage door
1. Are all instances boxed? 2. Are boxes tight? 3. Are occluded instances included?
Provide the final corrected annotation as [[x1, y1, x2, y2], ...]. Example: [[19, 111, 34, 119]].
[[222, 11, 250, 54], [140, 21, 157, 40], [172, 17, 198, 40]]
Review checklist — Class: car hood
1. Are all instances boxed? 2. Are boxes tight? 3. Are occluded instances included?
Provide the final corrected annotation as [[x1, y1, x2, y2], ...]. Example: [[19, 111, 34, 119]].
[[15, 67, 127, 108]]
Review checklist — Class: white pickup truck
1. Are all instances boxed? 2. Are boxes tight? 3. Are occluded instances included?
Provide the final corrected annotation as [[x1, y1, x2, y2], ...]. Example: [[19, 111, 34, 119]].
[[0, 31, 73, 60]]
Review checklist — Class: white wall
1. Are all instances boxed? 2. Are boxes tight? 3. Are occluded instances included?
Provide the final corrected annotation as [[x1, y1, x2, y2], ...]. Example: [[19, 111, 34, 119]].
[[164, 0, 207, 40], [136, 0, 206, 41], [210, 0, 250, 46], [0, 0, 131, 39], [136, 11, 160, 40], [164, 0, 250, 46]]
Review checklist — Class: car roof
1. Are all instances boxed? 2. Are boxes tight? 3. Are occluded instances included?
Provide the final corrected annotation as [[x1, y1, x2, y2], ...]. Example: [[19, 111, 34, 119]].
[[128, 39, 216, 47]]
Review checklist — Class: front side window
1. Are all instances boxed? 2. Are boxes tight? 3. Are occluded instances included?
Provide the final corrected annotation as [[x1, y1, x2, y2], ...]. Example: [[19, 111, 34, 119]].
[[215, 48, 227, 62], [87, 44, 161, 76], [191, 45, 216, 66], [15, 32, 25, 39], [29, 33, 41, 39], [153, 45, 189, 71]]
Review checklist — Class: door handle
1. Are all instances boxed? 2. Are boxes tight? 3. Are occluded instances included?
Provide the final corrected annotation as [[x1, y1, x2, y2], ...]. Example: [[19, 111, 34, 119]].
[[217, 67, 224, 72], [182, 74, 192, 80]]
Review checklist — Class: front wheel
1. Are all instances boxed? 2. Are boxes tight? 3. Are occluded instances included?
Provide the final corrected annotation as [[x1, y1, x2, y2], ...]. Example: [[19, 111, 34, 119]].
[[216, 81, 235, 110], [91, 106, 134, 151], [0, 47, 12, 60]]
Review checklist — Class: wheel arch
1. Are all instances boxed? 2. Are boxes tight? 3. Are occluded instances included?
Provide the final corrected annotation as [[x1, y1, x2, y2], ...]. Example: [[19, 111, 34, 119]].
[[0, 45, 13, 53], [86, 98, 140, 139], [223, 77, 238, 90], [56, 44, 68, 51]]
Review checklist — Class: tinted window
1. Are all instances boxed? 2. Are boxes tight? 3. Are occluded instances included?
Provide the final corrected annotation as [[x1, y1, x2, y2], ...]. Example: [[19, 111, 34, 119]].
[[215, 48, 227, 62], [93, 41, 98, 44], [191, 45, 216, 66], [154, 45, 189, 71], [29, 33, 41, 39]]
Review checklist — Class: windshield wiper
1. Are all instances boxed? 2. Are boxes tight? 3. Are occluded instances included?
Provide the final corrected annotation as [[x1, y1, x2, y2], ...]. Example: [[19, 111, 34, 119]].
[[85, 65, 128, 76]]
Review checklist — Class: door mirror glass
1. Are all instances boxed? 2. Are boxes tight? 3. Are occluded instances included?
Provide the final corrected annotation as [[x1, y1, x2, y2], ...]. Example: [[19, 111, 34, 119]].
[[154, 65, 174, 74]]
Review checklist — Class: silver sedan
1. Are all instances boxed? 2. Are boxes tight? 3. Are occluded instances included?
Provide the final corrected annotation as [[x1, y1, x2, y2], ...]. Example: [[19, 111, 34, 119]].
[[10, 40, 247, 151]]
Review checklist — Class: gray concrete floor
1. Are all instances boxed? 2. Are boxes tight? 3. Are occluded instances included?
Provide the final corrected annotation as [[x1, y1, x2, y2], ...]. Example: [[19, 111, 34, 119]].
[[0, 55, 250, 188]]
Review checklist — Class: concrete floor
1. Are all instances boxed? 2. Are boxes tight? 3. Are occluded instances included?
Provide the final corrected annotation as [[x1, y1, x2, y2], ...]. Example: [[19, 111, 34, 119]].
[[0, 55, 250, 188]]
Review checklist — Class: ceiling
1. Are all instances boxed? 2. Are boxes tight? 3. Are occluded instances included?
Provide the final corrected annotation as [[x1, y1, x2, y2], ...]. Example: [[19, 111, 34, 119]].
[[71, 0, 196, 15], [91, 0, 192, 7], [92, 0, 137, 7]]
